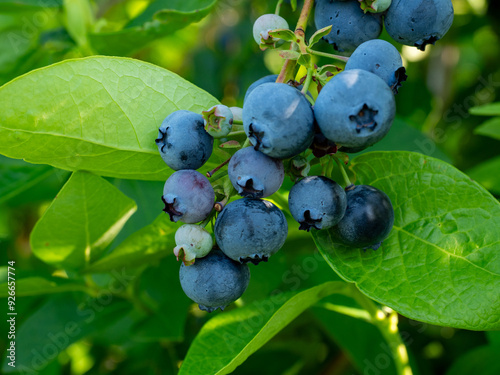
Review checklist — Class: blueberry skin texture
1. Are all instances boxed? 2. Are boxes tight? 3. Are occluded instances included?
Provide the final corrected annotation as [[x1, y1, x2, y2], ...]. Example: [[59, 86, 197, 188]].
[[314, 0, 383, 53], [228, 147, 284, 198], [243, 82, 315, 159], [385, 0, 454, 51], [162, 170, 215, 224], [289, 176, 347, 231], [314, 69, 396, 149], [329, 185, 394, 250], [179, 249, 250, 312], [156, 110, 214, 171], [244, 75, 278, 103], [344, 39, 407, 94], [214, 199, 288, 264]]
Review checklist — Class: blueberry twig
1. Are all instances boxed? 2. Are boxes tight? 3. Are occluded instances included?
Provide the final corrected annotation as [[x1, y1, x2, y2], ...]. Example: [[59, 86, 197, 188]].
[[276, 0, 316, 84], [350, 286, 413, 375], [332, 155, 352, 188]]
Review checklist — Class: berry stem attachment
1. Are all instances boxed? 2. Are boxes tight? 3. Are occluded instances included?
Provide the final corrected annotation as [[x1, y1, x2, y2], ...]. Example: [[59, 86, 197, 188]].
[[332, 155, 352, 188], [301, 68, 314, 95], [207, 157, 231, 178], [307, 48, 349, 63]]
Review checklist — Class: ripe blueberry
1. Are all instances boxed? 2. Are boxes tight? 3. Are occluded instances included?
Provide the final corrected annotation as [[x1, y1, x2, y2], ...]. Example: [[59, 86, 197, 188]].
[[384, 0, 454, 51], [179, 249, 250, 312], [215, 198, 288, 264], [345, 39, 407, 94], [329, 185, 394, 250], [162, 170, 214, 224], [314, 0, 383, 53], [314, 69, 395, 149], [156, 110, 214, 171], [243, 82, 315, 159], [288, 176, 347, 231], [228, 147, 284, 198]]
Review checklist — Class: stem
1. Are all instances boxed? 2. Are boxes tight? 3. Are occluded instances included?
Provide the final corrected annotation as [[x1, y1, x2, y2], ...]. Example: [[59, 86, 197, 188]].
[[276, 0, 315, 84], [351, 288, 413, 375], [227, 130, 246, 136], [242, 138, 251, 148], [207, 157, 231, 178], [308, 48, 349, 63], [200, 209, 217, 228], [332, 155, 352, 187], [301, 68, 314, 95], [296, 0, 315, 36], [275, 0, 284, 15]]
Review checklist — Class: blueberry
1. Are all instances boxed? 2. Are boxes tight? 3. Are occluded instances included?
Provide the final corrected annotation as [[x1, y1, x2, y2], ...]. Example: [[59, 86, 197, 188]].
[[179, 249, 250, 312], [214, 198, 288, 264], [173, 224, 213, 266], [162, 170, 215, 224], [243, 82, 315, 159], [344, 39, 408, 94], [228, 147, 284, 198], [314, 69, 395, 149], [289, 176, 347, 231], [244, 75, 278, 103], [385, 0, 454, 51], [314, 0, 383, 53], [329, 185, 394, 250], [156, 110, 214, 171], [253, 14, 289, 45]]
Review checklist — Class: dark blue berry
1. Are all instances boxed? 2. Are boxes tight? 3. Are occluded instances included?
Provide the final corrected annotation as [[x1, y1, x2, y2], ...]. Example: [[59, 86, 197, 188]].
[[156, 110, 213, 171], [329, 185, 394, 250], [179, 249, 250, 312]]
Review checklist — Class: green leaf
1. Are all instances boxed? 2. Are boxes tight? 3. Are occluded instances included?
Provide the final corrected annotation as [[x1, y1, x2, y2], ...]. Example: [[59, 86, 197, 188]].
[[312, 151, 500, 331], [132, 257, 191, 341], [30, 171, 137, 270], [0, 156, 54, 205], [89, 0, 217, 56], [469, 102, 500, 116], [179, 281, 349, 375], [0, 56, 221, 180], [445, 346, 500, 375], [474, 117, 500, 140], [467, 156, 500, 195], [0, 276, 90, 297], [0, 0, 62, 10], [84, 213, 176, 274], [2, 294, 130, 373], [268, 29, 296, 42], [309, 25, 332, 48], [63, 0, 93, 48], [290, 0, 297, 11]]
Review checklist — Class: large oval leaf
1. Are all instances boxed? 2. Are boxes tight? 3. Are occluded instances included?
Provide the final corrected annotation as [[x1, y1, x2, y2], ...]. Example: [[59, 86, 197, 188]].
[[30, 171, 137, 270], [84, 213, 176, 274], [179, 281, 348, 375], [312, 151, 500, 331], [0, 56, 220, 180]]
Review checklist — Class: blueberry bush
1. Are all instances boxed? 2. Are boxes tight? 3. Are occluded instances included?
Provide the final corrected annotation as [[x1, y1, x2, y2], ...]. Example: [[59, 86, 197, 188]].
[[1, 1, 500, 374]]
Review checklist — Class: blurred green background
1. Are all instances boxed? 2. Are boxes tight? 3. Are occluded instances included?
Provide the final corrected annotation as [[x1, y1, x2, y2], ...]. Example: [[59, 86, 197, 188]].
[[1, 0, 499, 374]]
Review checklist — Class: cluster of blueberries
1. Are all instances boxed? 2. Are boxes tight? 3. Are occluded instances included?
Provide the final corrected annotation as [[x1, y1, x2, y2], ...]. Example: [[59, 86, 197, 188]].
[[154, 0, 454, 312]]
